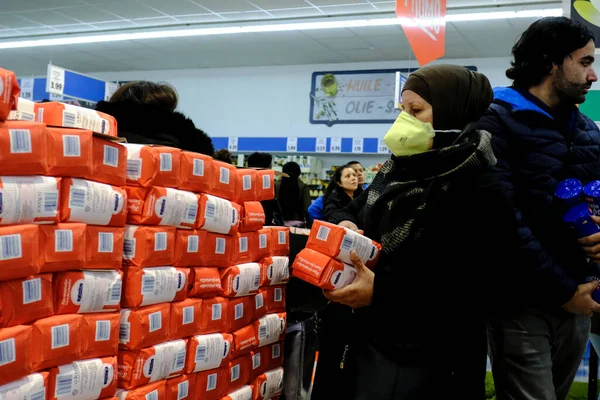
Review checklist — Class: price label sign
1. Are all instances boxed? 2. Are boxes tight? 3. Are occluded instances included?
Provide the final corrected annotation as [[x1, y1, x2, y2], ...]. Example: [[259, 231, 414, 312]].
[[228, 137, 238, 152], [20, 78, 34, 100], [105, 81, 119, 101], [287, 137, 298, 152], [46, 64, 65, 96], [330, 137, 342, 153], [315, 137, 327, 153], [378, 138, 390, 154], [352, 138, 364, 153]]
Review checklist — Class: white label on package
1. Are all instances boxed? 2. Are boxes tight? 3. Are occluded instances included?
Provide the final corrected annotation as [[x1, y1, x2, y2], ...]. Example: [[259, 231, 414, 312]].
[[22, 277, 42, 305], [226, 386, 253, 400], [140, 267, 180, 306], [123, 226, 138, 260], [70, 270, 122, 313], [159, 153, 172, 172], [337, 228, 379, 265], [0, 176, 59, 224], [202, 195, 237, 234], [124, 144, 144, 181], [269, 257, 290, 285], [231, 263, 261, 297], [257, 314, 285, 347], [192, 159, 204, 177], [55, 359, 114, 400], [331, 264, 357, 289], [155, 188, 198, 228], [68, 179, 124, 226], [143, 340, 187, 382], [119, 310, 131, 344], [193, 334, 229, 372], [9, 129, 32, 153], [0, 372, 46, 400], [63, 104, 111, 135], [261, 368, 284, 399]]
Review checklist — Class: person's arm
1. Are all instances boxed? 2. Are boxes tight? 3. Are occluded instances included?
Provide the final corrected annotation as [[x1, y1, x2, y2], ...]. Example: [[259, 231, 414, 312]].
[[308, 196, 324, 221], [328, 188, 369, 226]]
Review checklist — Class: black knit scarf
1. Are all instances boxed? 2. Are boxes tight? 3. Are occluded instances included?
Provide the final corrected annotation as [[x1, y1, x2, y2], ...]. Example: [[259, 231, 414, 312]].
[[360, 128, 496, 256]]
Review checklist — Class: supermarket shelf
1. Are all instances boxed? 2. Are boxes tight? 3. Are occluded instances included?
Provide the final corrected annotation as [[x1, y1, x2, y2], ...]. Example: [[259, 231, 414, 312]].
[[212, 137, 390, 154]]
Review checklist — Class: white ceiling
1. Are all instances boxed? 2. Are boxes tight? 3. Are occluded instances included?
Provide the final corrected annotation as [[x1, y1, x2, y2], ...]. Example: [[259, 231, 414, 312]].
[[0, 0, 561, 75]]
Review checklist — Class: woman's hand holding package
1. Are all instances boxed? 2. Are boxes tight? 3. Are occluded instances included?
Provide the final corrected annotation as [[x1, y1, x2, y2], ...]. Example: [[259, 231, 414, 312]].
[[338, 220, 364, 235], [323, 250, 374, 308], [578, 215, 600, 261]]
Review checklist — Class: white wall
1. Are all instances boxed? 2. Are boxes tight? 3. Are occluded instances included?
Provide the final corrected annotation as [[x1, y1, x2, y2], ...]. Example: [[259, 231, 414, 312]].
[[92, 57, 512, 170]]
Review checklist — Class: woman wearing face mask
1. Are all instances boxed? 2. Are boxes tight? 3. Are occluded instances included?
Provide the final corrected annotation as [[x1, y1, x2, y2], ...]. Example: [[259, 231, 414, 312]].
[[323, 65, 519, 399], [322, 165, 359, 222]]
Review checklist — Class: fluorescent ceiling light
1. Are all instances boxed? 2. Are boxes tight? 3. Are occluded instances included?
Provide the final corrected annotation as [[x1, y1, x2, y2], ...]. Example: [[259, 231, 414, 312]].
[[0, 8, 563, 50]]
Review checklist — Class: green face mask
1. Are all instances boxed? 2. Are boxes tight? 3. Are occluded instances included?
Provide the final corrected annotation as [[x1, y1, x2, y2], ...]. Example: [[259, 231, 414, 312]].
[[383, 112, 435, 156]]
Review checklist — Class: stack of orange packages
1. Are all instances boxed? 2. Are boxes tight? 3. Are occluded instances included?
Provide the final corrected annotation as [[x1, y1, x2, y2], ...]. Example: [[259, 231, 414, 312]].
[[291, 220, 382, 290], [0, 68, 128, 400], [116, 145, 289, 400]]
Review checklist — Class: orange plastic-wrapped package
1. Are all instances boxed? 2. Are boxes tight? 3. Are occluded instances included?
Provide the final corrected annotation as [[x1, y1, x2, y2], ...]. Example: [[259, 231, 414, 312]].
[[201, 232, 234, 268], [85, 226, 125, 269], [166, 374, 195, 400], [178, 151, 213, 193], [260, 257, 289, 286], [124, 144, 181, 188], [49, 356, 118, 400], [36, 102, 118, 136], [0, 372, 49, 400], [0, 224, 42, 281], [239, 202, 265, 233], [118, 339, 187, 390], [0, 324, 33, 385], [254, 170, 275, 201], [232, 325, 258, 359], [196, 367, 228, 400], [120, 304, 170, 351], [169, 298, 202, 341], [39, 223, 86, 273], [173, 229, 205, 267], [189, 267, 222, 299], [264, 286, 286, 314], [125, 186, 199, 229], [0, 273, 54, 327], [0, 176, 60, 225], [197, 195, 240, 236], [255, 314, 286, 348], [250, 343, 283, 382], [233, 232, 255, 265], [81, 313, 119, 359], [220, 263, 262, 298], [255, 229, 271, 261], [122, 267, 190, 308], [31, 314, 83, 371], [123, 225, 176, 268], [307, 220, 381, 268], [116, 381, 166, 400], [54, 270, 122, 314], [198, 297, 229, 334], [220, 385, 253, 400], [208, 160, 236, 201], [227, 296, 254, 333], [234, 169, 257, 204], [46, 127, 93, 178], [291, 248, 357, 291], [0, 121, 48, 175], [8, 97, 36, 122], [91, 136, 127, 187], [251, 368, 284, 400], [228, 355, 253, 394], [267, 227, 289, 257], [60, 178, 127, 227], [185, 333, 232, 374], [0, 68, 20, 120]]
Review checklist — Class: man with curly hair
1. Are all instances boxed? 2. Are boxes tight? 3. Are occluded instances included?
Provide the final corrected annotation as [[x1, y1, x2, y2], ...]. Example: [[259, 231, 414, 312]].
[[476, 17, 600, 399]]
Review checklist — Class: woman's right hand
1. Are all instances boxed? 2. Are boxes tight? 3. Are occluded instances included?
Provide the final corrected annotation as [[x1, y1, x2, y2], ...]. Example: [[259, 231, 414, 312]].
[[339, 220, 364, 235]]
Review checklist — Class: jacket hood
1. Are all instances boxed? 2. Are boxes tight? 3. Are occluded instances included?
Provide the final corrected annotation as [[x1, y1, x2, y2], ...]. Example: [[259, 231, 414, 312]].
[[493, 87, 553, 119], [96, 100, 215, 156]]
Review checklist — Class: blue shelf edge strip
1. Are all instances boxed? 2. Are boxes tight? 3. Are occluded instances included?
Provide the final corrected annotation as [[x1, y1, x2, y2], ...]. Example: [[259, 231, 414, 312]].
[[212, 137, 388, 154]]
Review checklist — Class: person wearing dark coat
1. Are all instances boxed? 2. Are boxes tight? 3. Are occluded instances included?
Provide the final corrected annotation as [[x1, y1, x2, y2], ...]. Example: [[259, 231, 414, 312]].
[[96, 80, 214, 156], [319, 65, 519, 400]]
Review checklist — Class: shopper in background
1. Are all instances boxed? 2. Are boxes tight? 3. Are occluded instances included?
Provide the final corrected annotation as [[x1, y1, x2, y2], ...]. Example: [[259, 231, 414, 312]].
[[322, 65, 517, 399], [213, 148, 234, 164], [247, 152, 285, 226], [275, 162, 311, 227], [322, 165, 358, 222], [475, 17, 600, 400], [96, 80, 214, 155]]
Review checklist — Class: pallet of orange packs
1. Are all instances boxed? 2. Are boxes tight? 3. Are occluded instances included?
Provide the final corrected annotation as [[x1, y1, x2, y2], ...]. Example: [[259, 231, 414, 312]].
[[0, 68, 19, 120], [125, 186, 199, 228], [60, 178, 127, 227], [124, 144, 181, 188], [292, 248, 357, 290], [49, 356, 118, 400], [36, 101, 118, 136]]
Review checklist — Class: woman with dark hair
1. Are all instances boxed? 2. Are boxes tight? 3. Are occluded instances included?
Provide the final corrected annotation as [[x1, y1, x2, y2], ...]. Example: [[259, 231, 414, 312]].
[[322, 165, 358, 222], [275, 162, 311, 227], [96, 80, 214, 156]]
